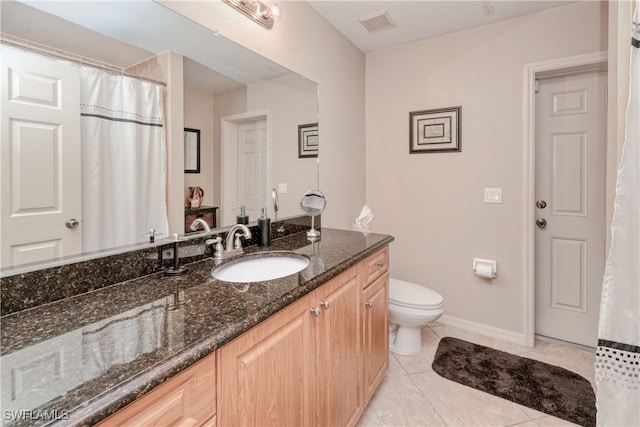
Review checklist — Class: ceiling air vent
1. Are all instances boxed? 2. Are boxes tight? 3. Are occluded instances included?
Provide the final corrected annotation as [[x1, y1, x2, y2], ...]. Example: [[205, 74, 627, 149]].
[[358, 10, 395, 33]]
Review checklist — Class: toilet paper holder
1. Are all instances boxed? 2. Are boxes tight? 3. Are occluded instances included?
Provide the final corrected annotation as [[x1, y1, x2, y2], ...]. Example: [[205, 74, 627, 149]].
[[473, 258, 497, 279]]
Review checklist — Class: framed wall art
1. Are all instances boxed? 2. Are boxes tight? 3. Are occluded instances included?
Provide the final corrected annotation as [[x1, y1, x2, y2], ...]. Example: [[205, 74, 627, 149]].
[[409, 106, 461, 153], [184, 128, 201, 173], [298, 123, 319, 158]]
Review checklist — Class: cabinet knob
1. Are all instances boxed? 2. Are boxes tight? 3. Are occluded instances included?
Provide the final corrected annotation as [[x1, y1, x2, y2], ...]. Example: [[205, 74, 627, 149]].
[[365, 301, 374, 309], [320, 300, 330, 310], [376, 261, 384, 268], [310, 307, 321, 317]]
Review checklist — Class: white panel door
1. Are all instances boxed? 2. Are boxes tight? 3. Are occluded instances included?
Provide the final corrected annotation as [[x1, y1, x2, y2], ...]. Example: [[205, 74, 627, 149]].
[[1, 47, 82, 268], [237, 119, 267, 221], [534, 70, 606, 347]]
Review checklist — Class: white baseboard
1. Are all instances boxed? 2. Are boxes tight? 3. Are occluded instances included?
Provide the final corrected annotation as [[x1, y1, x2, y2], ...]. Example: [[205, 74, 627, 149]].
[[437, 314, 529, 347]]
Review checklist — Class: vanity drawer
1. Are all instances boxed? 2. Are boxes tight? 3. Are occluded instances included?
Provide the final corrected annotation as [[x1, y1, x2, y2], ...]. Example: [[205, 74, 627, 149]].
[[363, 247, 389, 285]]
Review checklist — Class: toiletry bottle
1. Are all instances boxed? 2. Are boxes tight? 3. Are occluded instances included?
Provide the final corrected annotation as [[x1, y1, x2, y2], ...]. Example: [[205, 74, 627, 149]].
[[258, 208, 271, 247], [233, 205, 249, 224]]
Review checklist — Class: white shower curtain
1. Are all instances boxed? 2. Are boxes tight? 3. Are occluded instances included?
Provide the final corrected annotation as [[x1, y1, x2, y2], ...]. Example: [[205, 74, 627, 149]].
[[80, 68, 169, 253], [595, 3, 640, 426]]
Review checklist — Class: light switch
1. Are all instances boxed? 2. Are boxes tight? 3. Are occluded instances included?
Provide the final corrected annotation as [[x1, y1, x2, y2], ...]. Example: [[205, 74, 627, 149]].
[[484, 188, 502, 204], [278, 183, 288, 194]]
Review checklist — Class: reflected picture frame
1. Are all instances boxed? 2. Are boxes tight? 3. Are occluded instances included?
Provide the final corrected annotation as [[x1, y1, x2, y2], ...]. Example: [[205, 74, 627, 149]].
[[184, 128, 201, 173], [298, 123, 319, 158], [409, 106, 461, 154]]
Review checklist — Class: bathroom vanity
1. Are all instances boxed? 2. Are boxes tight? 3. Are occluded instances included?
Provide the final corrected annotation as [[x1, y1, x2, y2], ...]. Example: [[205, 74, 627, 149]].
[[0, 227, 392, 426]]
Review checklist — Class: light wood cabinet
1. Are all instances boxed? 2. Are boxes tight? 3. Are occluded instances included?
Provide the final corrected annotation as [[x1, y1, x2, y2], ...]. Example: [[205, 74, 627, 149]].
[[98, 353, 216, 427], [361, 246, 389, 405], [315, 265, 363, 426], [217, 291, 317, 426], [362, 271, 389, 405], [102, 247, 390, 427], [217, 247, 389, 427]]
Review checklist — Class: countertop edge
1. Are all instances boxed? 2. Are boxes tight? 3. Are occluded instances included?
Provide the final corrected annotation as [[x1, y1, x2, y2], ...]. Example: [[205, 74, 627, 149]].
[[56, 234, 395, 426]]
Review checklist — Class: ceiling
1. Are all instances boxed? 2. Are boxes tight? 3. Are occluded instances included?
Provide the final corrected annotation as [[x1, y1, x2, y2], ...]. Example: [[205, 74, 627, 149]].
[[307, 1, 580, 53], [1, 0, 290, 92]]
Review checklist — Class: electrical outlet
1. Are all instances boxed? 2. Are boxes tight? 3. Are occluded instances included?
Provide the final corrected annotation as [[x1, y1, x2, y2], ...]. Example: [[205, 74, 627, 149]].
[[162, 248, 173, 259]]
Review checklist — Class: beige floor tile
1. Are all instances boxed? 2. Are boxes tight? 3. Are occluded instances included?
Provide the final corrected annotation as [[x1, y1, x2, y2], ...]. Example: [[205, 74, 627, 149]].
[[360, 324, 596, 427], [532, 415, 583, 426], [412, 371, 533, 427], [386, 349, 409, 378], [392, 327, 441, 374], [357, 374, 446, 427]]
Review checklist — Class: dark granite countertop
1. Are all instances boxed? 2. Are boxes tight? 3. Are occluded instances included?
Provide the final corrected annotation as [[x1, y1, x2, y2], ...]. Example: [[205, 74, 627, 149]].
[[0, 228, 393, 426]]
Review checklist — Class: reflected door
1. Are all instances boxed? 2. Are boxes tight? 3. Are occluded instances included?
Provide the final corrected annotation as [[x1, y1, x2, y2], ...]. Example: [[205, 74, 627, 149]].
[[534, 70, 607, 347], [237, 120, 267, 221], [1, 47, 82, 268]]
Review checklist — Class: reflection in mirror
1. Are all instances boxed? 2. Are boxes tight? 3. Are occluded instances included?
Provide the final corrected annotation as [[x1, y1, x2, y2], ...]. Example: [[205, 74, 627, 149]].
[[300, 190, 326, 240], [0, 0, 319, 271]]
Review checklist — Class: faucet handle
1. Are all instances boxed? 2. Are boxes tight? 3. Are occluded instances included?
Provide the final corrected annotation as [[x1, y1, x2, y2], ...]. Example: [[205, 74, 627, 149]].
[[234, 234, 243, 249], [206, 237, 224, 259]]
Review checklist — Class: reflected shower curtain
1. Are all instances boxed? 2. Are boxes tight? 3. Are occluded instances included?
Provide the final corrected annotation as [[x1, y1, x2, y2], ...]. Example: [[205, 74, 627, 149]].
[[595, 3, 640, 426], [80, 68, 168, 253]]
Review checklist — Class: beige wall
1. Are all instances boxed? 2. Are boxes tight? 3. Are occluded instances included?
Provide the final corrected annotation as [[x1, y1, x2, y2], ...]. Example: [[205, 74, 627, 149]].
[[184, 85, 215, 212], [365, 1, 608, 336], [247, 74, 319, 218], [160, 0, 366, 229]]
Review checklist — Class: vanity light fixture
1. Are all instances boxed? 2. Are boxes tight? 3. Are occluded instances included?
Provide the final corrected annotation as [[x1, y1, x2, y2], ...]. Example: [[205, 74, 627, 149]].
[[222, 0, 280, 29]]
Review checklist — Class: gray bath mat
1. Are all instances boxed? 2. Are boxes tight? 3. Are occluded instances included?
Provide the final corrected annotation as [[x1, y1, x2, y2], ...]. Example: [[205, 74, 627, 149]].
[[432, 337, 596, 427]]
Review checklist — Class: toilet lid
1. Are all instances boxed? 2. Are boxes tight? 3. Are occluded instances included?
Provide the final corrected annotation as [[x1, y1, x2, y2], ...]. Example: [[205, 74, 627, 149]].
[[389, 278, 444, 310]]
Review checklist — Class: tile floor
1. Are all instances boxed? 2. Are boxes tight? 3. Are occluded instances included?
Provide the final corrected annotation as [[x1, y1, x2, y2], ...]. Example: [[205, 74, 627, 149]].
[[358, 323, 596, 427]]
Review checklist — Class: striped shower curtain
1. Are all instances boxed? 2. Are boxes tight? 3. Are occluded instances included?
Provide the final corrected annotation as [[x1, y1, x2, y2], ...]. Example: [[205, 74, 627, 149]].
[[80, 67, 169, 253], [595, 2, 640, 425]]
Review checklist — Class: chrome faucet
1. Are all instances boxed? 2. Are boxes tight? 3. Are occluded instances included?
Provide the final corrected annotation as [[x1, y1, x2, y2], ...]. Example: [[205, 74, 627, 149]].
[[226, 224, 252, 251], [209, 224, 252, 260], [190, 218, 211, 233]]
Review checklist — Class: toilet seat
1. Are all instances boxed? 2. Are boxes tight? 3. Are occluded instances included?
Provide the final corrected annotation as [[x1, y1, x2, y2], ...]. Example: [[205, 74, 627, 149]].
[[389, 278, 443, 311]]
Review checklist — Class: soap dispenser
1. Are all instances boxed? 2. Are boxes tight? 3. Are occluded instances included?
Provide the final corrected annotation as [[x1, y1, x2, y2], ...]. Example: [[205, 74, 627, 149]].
[[233, 205, 249, 224], [258, 207, 271, 247]]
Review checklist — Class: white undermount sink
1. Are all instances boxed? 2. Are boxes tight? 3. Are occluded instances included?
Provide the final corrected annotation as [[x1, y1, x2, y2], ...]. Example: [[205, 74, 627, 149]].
[[211, 252, 310, 283]]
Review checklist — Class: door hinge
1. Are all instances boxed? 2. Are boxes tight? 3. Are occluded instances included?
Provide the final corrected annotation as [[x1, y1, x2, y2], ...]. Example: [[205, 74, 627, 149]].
[[604, 86, 608, 112], [534, 80, 540, 93]]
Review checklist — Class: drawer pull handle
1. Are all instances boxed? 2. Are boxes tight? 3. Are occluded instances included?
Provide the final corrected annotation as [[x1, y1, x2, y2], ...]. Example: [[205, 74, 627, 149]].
[[376, 261, 384, 268], [320, 300, 330, 310], [365, 301, 374, 308]]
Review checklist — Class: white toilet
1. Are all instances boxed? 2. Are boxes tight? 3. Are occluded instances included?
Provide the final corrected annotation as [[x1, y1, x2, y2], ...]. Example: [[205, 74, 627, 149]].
[[388, 278, 444, 355]]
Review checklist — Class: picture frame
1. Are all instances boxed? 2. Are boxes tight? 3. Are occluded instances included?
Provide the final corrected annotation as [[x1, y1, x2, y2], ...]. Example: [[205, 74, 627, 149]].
[[409, 106, 461, 153], [298, 123, 319, 158], [184, 128, 201, 173]]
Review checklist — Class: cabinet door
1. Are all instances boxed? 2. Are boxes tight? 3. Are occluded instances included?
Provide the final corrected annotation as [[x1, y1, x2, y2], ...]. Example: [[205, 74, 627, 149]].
[[362, 271, 389, 405], [98, 354, 216, 427], [316, 265, 363, 427], [217, 292, 317, 427]]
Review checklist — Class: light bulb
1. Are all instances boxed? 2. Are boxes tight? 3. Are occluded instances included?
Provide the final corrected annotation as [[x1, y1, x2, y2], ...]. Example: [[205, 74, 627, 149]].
[[268, 2, 282, 21]]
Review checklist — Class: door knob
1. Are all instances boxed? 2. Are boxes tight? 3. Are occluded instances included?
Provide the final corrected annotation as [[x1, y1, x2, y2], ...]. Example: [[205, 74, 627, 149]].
[[320, 300, 330, 310], [536, 200, 547, 209], [65, 218, 80, 229], [365, 301, 374, 309], [536, 218, 547, 228], [310, 307, 321, 317]]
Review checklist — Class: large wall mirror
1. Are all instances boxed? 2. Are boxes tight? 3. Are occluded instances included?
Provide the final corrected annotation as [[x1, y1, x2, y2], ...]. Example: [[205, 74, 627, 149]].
[[0, 0, 319, 271]]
